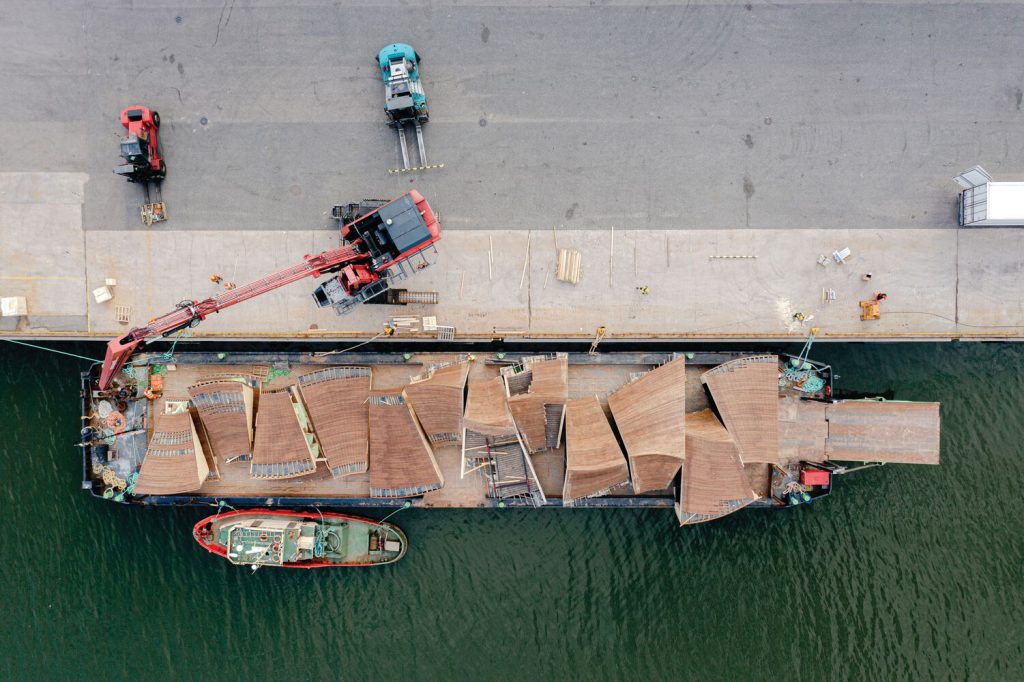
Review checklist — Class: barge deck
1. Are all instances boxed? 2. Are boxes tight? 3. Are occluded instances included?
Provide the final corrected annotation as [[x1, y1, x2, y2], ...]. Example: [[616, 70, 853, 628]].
[[79, 350, 940, 526]]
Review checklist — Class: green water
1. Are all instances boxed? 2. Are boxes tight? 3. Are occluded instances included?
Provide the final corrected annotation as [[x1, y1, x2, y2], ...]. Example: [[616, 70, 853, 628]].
[[1, 343, 1022, 680]]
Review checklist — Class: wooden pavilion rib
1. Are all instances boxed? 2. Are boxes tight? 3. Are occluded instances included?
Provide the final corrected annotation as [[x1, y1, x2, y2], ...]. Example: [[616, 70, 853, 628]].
[[607, 357, 686, 493], [250, 389, 317, 479], [297, 367, 371, 477], [563, 396, 630, 504], [460, 374, 543, 501], [404, 360, 470, 445], [369, 391, 444, 497], [503, 354, 568, 453], [825, 400, 941, 464], [701, 354, 779, 463], [675, 409, 758, 525], [464, 376, 518, 436], [134, 411, 209, 495], [187, 379, 254, 466]]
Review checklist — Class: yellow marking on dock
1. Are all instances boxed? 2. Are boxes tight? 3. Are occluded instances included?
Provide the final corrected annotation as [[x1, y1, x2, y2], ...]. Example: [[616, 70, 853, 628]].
[[387, 163, 445, 175]]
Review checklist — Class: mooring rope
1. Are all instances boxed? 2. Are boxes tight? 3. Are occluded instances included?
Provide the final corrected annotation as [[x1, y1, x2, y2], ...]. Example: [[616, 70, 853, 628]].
[[0, 337, 99, 363]]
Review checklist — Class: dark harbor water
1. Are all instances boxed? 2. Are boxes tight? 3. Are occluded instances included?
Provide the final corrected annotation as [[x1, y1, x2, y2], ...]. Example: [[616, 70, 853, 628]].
[[1, 342, 1022, 680]]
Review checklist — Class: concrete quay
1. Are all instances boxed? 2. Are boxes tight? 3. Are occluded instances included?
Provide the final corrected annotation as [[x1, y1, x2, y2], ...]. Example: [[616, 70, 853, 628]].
[[3, 1, 1024, 344], [2, 172, 1023, 343], [6, 0, 1024, 234]]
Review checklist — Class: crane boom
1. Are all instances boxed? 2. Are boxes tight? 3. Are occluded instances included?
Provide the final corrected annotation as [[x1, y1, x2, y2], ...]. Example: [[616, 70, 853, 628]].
[[98, 245, 362, 389], [98, 190, 441, 390]]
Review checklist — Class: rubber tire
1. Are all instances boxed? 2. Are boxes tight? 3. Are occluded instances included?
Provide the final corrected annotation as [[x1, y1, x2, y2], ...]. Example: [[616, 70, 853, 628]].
[[152, 111, 161, 128], [157, 160, 167, 178]]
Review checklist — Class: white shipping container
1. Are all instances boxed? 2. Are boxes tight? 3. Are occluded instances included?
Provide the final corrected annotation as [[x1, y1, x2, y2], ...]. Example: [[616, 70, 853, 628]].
[[956, 165, 1024, 227]]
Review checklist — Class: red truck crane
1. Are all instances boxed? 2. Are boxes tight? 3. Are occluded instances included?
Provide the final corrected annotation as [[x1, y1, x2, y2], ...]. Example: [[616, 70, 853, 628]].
[[98, 190, 440, 390]]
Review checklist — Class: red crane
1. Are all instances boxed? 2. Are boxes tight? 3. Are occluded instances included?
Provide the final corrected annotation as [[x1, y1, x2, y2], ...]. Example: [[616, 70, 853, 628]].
[[98, 190, 440, 389]]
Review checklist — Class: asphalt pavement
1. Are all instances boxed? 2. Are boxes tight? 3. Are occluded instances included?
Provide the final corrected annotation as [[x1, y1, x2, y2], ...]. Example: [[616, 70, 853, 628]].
[[3, 0, 1024, 232]]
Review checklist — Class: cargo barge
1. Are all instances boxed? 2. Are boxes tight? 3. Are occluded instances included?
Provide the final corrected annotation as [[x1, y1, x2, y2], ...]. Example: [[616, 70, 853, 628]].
[[78, 350, 940, 526]]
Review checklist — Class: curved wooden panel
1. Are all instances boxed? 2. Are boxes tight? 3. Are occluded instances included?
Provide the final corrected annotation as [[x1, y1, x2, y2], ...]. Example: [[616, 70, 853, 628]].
[[297, 367, 371, 477], [404, 361, 470, 445], [563, 396, 629, 503], [369, 391, 444, 498], [188, 380, 254, 462], [464, 376, 517, 437], [135, 412, 209, 495], [506, 355, 569, 453], [607, 357, 686, 493], [251, 390, 316, 479], [701, 355, 779, 463], [676, 410, 757, 525]]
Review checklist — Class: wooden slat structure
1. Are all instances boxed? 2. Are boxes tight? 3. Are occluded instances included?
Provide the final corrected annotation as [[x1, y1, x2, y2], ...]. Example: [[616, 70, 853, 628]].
[[676, 410, 758, 525], [778, 396, 829, 463], [369, 391, 444, 497], [555, 248, 582, 284], [503, 354, 569, 453], [563, 396, 630, 504], [251, 389, 317, 479], [607, 357, 686, 493], [125, 354, 942, 516], [134, 412, 209, 495], [187, 379, 254, 465], [297, 367, 370, 477], [404, 361, 470, 445], [461, 374, 543, 502], [825, 401, 941, 464], [701, 354, 779, 463], [464, 376, 518, 437]]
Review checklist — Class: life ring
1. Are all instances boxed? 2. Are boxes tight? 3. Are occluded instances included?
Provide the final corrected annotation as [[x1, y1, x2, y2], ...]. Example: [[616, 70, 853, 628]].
[[105, 411, 127, 430], [259, 532, 268, 541]]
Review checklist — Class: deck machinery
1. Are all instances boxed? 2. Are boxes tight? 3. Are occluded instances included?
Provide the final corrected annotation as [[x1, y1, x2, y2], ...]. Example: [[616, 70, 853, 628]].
[[378, 43, 429, 170], [97, 190, 441, 390]]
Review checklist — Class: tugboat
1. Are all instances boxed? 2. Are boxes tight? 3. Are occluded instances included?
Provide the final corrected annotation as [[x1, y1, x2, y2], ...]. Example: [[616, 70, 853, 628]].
[[193, 509, 407, 569]]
